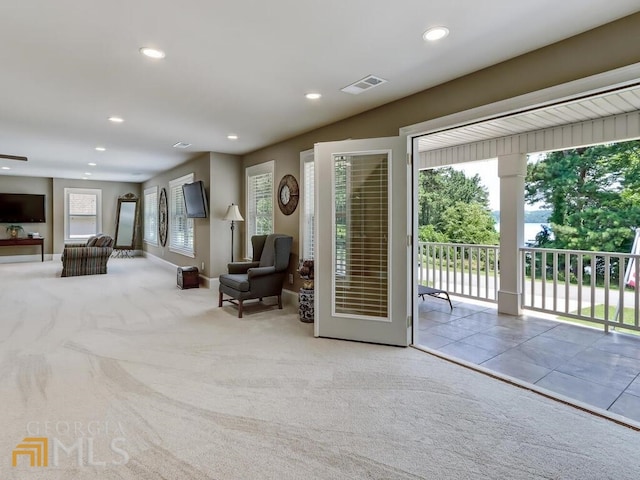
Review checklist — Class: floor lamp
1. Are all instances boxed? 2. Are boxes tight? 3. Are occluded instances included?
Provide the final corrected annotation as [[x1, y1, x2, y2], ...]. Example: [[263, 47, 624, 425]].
[[223, 204, 244, 262]]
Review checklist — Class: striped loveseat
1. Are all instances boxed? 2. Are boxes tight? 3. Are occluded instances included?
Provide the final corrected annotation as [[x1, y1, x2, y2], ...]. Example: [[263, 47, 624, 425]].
[[61, 234, 114, 277]]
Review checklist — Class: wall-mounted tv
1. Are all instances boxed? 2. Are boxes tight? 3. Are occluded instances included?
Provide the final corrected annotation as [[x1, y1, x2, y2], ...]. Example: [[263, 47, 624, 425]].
[[0, 193, 46, 223], [182, 181, 208, 218]]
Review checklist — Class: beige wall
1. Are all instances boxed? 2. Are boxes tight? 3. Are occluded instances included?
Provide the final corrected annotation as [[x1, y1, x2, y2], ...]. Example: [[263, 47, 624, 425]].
[[0, 150, 242, 275], [0, 175, 140, 259], [242, 12, 640, 292], [0, 176, 53, 257], [142, 151, 243, 279], [51, 178, 141, 254], [142, 153, 211, 274], [3, 12, 640, 280], [208, 152, 243, 277]]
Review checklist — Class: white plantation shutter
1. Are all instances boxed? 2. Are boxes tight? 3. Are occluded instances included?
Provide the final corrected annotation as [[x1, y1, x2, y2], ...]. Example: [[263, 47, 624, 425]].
[[169, 174, 194, 257], [302, 157, 315, 259], [143, 186, 158, 245], [246, 161, 274, 257], [333, 153, 389, 319]]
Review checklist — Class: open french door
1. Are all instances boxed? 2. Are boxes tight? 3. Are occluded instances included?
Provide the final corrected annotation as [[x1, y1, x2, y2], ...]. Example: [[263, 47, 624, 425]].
[[314, 136, 412, 346]]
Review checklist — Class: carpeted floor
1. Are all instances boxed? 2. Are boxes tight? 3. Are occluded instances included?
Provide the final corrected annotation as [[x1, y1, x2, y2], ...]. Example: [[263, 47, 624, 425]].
[[1, 257, 639, 479]]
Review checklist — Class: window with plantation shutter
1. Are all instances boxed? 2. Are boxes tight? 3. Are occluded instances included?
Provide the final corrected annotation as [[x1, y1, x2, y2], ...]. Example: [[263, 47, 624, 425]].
[[333, 153, 389, 319], [300, 151, 315, 260], [143, 186, 158, 246], [169, 174, 194, 257], [64, 188, 102, 242], [245, 161, 274, 257]]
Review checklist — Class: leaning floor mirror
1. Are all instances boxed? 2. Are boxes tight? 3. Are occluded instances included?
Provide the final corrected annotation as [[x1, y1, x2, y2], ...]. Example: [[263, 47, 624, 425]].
[[114, 193, 139, 256]]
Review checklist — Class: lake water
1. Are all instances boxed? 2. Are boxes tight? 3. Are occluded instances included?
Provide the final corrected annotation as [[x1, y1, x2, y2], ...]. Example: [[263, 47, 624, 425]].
[[495, 223, 551, 243]]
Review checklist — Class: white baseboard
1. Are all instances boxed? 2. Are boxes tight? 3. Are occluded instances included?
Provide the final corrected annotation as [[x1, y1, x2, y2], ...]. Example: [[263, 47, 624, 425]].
[[0, 254, 54, 264], [142, 251, 180, 272], [282, 288, 299, 307], [143, 252, 214, 288]]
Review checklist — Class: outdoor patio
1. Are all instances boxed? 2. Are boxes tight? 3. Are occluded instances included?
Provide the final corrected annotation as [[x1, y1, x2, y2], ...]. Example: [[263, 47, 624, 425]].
[[416, 295, 640, 425]]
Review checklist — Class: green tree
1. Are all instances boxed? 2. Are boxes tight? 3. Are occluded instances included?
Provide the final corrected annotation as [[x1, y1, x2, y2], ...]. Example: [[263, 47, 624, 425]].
[[418, 167, 494, 244], [526, 140, 640, 253], [441, 202, 499, 245]]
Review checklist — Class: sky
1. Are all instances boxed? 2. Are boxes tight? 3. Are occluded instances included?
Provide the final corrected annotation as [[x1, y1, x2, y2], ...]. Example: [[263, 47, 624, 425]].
[[450, 159, 500, 210], [449, 154, 545, 211]]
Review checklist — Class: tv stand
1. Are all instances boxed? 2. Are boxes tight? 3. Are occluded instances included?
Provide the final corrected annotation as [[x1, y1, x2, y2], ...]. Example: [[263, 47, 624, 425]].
[[0, 238, 45, 261]]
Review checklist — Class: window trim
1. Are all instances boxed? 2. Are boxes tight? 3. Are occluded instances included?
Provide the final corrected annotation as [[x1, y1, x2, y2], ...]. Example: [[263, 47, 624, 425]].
[[168, 173, 195, 257], [245, 160, 275, 258], [64, 187, 102, 243], [143, 186, 159, 246]]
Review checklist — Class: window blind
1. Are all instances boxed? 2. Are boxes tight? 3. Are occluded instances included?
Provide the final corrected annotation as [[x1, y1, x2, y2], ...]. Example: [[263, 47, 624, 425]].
[[143, 186, 158, 245], [333, 153, 389, 319], [246, 161, 274, 256], [169, 174, 194, 257], [302, 159, 315, 259]]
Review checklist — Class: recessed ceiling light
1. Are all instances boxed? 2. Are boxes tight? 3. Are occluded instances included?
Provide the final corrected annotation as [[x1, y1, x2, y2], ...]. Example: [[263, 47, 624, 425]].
[[82, 177, 88, 180], [108, 116, 124, 123], [95, 146, 106, 152], [172, 142, 192, 149], [1, 166, 10, 170], [305, 93, 322, 100], [88, 162, 97, 166], [423, 26, 449, 41], [84, 172, 92, 176], [227, 134, 238, 140], [140, 47, 166, 59]]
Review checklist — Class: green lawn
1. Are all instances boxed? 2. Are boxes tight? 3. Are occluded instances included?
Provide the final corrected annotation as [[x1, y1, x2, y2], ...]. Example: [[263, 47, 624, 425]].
[[558, 304, 640, 336]]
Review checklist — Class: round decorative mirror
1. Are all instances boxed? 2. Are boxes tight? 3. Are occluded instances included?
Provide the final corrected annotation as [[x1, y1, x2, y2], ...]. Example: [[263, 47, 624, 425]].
[[159, 187, 168, 246]]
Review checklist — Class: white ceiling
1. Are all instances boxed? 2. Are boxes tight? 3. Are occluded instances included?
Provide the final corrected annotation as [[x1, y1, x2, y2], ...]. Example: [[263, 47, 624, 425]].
[[0, 0, 639, 183]]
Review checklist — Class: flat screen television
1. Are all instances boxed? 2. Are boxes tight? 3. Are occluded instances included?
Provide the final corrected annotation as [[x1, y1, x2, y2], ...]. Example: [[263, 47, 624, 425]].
[[182, 181, 208, 218], [0, 193, 46, 223]]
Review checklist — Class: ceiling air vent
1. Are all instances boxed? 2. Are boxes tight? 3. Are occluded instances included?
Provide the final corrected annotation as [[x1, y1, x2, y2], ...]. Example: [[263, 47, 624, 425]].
[[172, 142, 192, 149], [341, 75, 388, 95]]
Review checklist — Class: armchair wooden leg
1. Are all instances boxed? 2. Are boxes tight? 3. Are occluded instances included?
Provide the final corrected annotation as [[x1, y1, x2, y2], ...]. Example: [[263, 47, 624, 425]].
[[218, 291, 223, 307], [278, 294, 283, 309], [238, 300, 243, 318]]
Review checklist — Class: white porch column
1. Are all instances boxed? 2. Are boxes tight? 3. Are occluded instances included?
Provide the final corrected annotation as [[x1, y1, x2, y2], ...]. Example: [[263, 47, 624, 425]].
[[498, 153, 527, 316]]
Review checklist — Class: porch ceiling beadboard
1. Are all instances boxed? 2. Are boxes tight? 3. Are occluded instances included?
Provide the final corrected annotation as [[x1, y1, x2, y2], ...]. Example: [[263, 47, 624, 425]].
[[418, 83, 640, 168]]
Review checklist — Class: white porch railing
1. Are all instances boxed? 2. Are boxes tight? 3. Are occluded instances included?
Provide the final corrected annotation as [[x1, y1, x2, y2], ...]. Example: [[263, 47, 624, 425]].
[[520, 247, 640, 333], [418, 242, 640, 333], [418, 242, 500, 302]]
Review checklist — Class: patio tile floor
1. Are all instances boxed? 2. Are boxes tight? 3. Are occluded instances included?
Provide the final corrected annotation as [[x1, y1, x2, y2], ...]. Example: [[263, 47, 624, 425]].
[[417, 296, 640, 424]]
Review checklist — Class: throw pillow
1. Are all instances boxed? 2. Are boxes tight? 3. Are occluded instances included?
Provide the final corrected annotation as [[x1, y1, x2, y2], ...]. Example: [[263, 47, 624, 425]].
[[86, 235, 98, 247], [94, 235, 112, 247]]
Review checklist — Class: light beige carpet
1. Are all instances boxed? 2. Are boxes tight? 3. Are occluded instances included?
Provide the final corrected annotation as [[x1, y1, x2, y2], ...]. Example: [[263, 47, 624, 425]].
[[0, 257, 639, 479]]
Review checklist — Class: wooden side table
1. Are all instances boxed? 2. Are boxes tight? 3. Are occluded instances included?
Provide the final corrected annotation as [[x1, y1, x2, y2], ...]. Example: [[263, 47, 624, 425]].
[[0, 237, 45, 261]]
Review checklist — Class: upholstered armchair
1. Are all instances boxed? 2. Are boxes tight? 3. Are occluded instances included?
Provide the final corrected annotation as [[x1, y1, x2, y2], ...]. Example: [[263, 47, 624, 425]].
[[219, 234, 293, 318], [61, 234, 114, 277]]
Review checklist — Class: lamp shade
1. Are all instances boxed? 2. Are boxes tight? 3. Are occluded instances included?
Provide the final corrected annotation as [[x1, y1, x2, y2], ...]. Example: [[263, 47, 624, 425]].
[[223, 204, 244, 222]]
